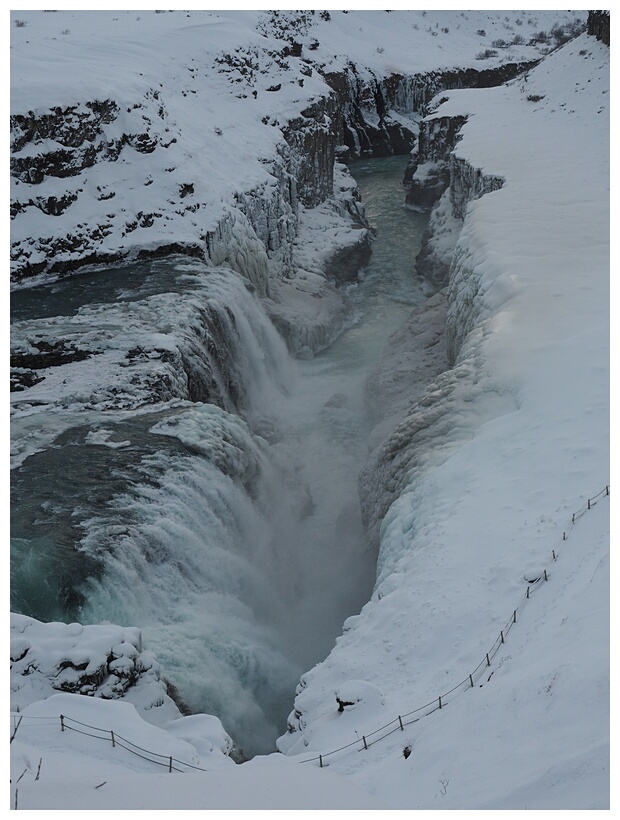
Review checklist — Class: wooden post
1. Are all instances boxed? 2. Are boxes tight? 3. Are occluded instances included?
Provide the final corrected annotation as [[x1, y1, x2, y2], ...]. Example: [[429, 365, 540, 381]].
[[169, 756, 173, 773], [552, 549, 556, 560], [606, 486, 609, 496], [563, 532, 566, 541], [60, 715, 65, 732], [500, 630, 505, 644], [469, 674, 474, 688], [438, 696, 442, 709], [319, 755, 323, 768], [513, 609, 517, 624], [362, 736, 368, 750], [544, 569, 548, 581], [588, 499, 591, 509], [526, 586, 530, 598], [398, 715, 404, 731], [111, 730, 115, 748], [486, 653, 491, 667]]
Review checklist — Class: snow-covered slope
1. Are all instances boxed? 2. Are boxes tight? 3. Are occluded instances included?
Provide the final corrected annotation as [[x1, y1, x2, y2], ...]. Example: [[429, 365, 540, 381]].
[[10, 9, 608, 812]]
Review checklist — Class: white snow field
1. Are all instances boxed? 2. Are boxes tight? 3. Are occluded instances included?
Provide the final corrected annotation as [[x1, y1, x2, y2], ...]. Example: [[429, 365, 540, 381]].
[[9, 7, 609, 814]]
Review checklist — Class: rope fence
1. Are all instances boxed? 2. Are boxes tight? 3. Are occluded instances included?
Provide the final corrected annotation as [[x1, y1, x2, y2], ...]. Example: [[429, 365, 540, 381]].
[[298, 484, 610, 767], [9, 712, 208, 774], [10, 485, 609, 775]]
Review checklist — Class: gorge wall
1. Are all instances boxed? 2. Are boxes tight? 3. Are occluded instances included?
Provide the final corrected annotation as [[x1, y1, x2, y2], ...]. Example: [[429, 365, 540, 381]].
[[10, 52, 536, 296]]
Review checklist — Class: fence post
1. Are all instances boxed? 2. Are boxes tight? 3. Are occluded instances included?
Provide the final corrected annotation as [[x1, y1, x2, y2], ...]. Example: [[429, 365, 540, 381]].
[[486, 653, 491, 667], [169, 756, 173, 773], [513, 610, 517, 624], [526, 586, 530, 599], [469, 674, 474, 688], [111, 730, 115, 748], [606, 486, 609, 496], [544, 569, 548, 581], [438, 696, 442, 710], [552, 549, 556, 561], [572, 514, 575, 523], [362, 736, 368, 750], [500, 630, 505, 644], [319, 755, 323, 768], [60, 715, 65, 732], [588, 499, 591, 509], [563, 532, 566, 541], [398, 715, 404, 731]]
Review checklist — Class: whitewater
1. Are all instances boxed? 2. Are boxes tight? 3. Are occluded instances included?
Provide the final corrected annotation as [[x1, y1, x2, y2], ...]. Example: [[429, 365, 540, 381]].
[[11, 156, 432, 757]]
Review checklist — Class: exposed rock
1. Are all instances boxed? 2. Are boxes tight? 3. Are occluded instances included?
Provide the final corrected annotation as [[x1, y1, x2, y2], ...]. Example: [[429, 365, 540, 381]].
[[324, 62, 536, 161], [404, 115, 467, 211], [587, 11, 610, 46], [323, 227, 372, 283], [411, 110, 504, 288], [10, 339, 97, 371]]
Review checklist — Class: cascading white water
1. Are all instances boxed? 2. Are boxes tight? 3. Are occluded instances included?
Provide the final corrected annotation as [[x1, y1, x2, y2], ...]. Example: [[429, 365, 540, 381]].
[[10, 156, 429, 758]]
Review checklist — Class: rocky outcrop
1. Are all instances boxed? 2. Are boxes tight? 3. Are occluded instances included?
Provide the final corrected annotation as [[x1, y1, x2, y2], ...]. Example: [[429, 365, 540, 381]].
[[411, 110, 504, 287], [449, 156, 504, 220], [404, 114, 468, 211], [281, 94, 340, 208], [323, 61, 536, 162], [323, 66, 418, 159]]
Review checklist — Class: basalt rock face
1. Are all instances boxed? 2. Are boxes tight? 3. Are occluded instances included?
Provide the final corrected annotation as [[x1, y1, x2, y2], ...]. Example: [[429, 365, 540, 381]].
[[412, 110, 504, 288], [587, 11, 610, 46], [323, 66, 418, 160], [402, 61, 533, 212], [404, 114, 468, 212], [323, 61, 536, 162], [281, 93, 341, 208]]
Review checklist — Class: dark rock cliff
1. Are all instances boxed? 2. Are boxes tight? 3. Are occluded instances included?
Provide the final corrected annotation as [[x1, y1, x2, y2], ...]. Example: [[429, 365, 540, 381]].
[[587, 11, 610, 46], [324, 61, 536, 162]]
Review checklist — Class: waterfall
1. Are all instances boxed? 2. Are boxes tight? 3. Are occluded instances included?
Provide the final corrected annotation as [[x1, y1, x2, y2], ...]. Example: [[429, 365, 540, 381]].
[[11, 158, 430, 759]]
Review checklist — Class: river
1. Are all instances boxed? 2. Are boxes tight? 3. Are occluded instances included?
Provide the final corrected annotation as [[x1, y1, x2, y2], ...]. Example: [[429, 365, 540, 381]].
[[10, 155, 429, 757]]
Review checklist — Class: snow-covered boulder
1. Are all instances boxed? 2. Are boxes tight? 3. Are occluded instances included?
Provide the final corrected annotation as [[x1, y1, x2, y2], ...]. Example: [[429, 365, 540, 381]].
[[335, 680, 384, 712], [10, 614, 181, 725]]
